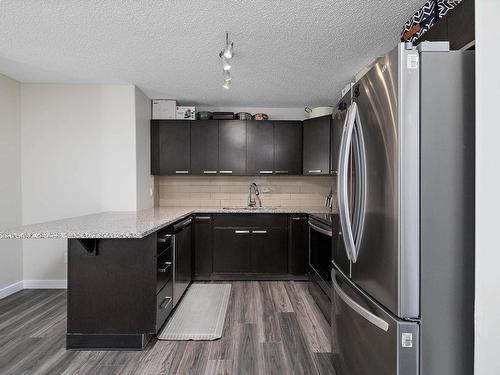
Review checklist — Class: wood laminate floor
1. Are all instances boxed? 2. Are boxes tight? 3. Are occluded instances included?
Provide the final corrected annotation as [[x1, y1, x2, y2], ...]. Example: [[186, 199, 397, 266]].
[[0, 281, 335, 375]]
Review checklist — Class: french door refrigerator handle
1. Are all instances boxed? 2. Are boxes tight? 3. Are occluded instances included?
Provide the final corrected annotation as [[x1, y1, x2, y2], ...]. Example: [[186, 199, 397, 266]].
[[337, 104, 356, 262], [350, 102, 367, 263], [332, 274, 389, 332]]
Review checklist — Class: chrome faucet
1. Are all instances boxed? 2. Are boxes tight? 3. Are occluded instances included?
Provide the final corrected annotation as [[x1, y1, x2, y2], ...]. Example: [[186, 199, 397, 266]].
[[248, 183, 260, 207]]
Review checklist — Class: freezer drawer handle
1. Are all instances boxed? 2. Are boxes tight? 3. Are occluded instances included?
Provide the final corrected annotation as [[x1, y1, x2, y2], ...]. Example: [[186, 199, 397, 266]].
[[332, 278, 389, 332]]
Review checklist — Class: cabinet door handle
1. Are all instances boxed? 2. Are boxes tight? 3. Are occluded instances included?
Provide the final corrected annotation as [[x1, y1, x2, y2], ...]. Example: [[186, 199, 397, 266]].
[[308, 169, 322, 174], [220, 170, 233, 174], [252, 230, 268, 234], [195, 216, 211, 221], [275, 170, 289, 174], [160, 296, 172, 310], [259, 170, 273, 174], [203, 170, 217, 174], [234, 230, 250, 234], [175, 170, 189, 174], [291, 217, 306, 221], [158, 262, 172, 273]]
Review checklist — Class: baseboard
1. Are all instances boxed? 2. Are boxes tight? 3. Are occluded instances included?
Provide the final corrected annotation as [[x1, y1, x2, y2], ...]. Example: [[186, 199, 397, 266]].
[[23, 279, 67, 289], [0, 281, 24, 299]]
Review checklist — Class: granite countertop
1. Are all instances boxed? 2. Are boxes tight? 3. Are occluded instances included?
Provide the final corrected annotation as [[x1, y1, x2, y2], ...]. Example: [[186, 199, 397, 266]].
[[0, 206, 333, 239]]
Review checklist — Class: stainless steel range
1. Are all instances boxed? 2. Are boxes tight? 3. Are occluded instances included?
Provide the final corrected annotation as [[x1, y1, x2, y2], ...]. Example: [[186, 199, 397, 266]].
[[308, 213, 335, 324]]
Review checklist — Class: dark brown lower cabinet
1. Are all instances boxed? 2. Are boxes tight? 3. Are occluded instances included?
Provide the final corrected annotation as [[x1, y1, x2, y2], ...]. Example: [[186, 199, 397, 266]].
[[288, 215, 309, 275], [211, 214, 295, 276], [250, 228, 287, 273], [213, 228, 252, 273], [193, 215, 213, 278]]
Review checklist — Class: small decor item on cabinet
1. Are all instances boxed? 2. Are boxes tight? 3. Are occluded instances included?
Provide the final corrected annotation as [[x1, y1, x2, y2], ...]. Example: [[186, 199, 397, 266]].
[[176, 106, 196, 120], [252, 113, 269, 121], [197, 111, 213, 120], [235, 112, 252, 120], [152, 99, 177, 119], [212, 112, 235, 120], [304, 107, 334, 119]]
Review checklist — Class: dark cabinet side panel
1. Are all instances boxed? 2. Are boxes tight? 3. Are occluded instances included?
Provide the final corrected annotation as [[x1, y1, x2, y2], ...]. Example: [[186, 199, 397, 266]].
[[151, 122, 160, 175], [154, 120, 191, 175], [303, 115, 331, 175], [191, 121, 219, 175], [218, 120, 247, 175], [194, 216, 213, 278], [246, 121, 274, 175], [274, 121, 303, 175], [288, 215, 309, 275], [67, 235, 157, 334]]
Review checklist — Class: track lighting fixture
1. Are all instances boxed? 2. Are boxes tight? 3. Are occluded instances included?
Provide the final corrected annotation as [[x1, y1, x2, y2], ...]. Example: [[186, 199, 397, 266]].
[[219, 32, 234, 89]]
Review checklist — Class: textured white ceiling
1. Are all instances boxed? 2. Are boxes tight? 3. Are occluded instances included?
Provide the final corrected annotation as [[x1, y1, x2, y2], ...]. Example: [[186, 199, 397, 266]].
[[0, 0, 422, 107]]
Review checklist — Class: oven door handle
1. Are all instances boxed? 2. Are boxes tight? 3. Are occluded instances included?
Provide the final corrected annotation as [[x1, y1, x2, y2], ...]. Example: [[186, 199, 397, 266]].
[[308, 221, 333, 237]]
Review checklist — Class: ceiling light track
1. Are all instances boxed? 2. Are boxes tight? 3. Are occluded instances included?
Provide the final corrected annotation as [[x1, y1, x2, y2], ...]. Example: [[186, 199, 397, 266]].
[[219, 32, 234, 89]]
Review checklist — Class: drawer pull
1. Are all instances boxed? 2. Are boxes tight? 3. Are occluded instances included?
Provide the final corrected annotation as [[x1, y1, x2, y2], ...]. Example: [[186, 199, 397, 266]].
[[195, 216, 211, 221], [234, 230, 250, 234], [308, 169, 322, 174], [158, 234, 172, 243], [259, 170, 273, 174], [158, 262, 172, 273], [219, 170, 233, 174], [203, 170, 217, 174], [252, 230, 268, 234], [160, 296, 172, 310], [291, 217, 306, 221], [275, 170, 289, 174], [175, 170, 189, 174]]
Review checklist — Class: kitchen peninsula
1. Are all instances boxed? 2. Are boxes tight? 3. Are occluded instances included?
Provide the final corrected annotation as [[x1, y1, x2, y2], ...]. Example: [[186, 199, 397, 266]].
[[0, 206, 332, 350]]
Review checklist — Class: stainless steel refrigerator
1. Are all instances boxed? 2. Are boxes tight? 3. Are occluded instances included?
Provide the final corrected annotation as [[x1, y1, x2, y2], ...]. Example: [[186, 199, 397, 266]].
[[331, 42, 475, 375]]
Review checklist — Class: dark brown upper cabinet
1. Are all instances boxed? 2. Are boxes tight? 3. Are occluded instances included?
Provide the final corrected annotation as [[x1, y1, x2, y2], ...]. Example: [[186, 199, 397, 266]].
[[218, 120, 247, 176], [274, 121, 302, 175], [191, 120, 219, 175], [303, 115, 331, 175], [246, 121, 274, 175], [151, 120, 190, 175]]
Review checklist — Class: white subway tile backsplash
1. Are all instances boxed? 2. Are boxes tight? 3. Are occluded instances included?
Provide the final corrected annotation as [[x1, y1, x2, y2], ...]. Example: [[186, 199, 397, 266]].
[[157, 176, 336, 208]]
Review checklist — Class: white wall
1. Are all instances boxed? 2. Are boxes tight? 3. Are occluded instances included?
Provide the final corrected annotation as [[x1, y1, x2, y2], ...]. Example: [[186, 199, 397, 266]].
[[135, 87, 154, 210], [20, 84, 138, 282], [475, 1, 500, 374], [0, 74, 23, 294]]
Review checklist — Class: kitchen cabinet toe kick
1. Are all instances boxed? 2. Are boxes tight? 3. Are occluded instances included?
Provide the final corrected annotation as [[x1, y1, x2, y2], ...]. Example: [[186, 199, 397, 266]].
[[66, 333, 153, 351]]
